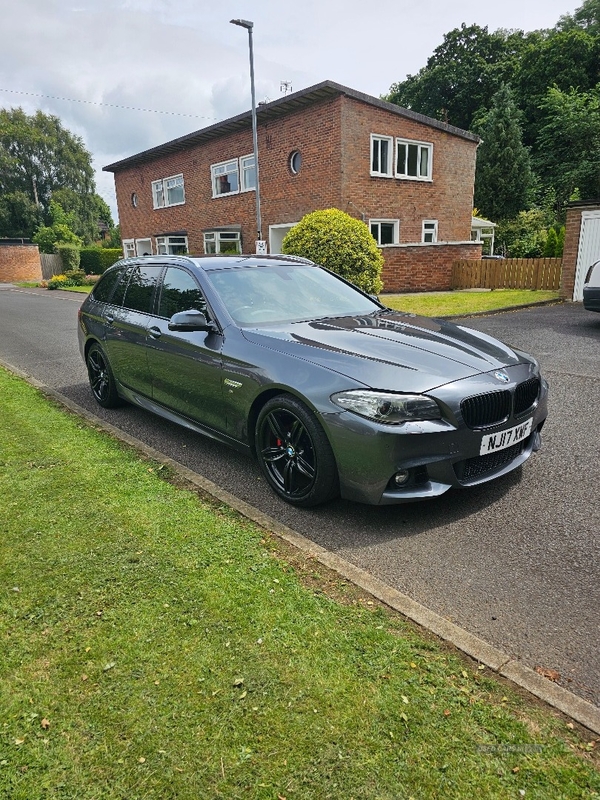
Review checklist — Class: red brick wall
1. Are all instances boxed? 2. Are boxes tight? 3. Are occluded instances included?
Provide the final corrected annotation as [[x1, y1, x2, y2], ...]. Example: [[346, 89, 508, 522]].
[[0, 245, 42, 282], [114, 96, 344, 253], [381, 243, 482, 292], [339, 95, 477, 242], [112, 92, 480, 291]]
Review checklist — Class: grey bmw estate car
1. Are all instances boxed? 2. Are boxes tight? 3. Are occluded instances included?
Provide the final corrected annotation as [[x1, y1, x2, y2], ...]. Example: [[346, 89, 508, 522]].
[[78, 255, 548, 507]]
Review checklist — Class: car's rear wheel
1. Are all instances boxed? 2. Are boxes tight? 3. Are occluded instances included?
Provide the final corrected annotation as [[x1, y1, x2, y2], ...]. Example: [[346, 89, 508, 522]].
[[255, 394, 339, 507], [86, 343, 122, 408]]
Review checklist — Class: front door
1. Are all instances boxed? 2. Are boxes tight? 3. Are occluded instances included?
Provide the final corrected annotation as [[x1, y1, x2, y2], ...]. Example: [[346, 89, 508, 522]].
[[146, 266, 225, 432]]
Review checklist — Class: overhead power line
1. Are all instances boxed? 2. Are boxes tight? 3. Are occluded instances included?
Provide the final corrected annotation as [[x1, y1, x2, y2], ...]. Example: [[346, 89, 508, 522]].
[[0, 88, 217, 120]]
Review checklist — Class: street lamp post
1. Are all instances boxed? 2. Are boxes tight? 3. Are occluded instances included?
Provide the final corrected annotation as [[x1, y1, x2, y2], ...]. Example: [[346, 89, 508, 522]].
[[230, 18, 264, 251]]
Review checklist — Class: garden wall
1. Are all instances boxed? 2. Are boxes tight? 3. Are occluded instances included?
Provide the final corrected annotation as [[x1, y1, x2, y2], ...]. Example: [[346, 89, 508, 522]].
[[0, 242, 43, 282]]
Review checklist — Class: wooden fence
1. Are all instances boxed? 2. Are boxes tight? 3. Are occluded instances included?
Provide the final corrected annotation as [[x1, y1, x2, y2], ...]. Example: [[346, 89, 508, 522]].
[[451, 258, 562, 291], [40, 253, 63, 279]]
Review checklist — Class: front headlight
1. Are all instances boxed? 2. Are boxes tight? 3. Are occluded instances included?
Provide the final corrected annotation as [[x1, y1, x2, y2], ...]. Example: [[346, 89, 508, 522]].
[[331, 390, 441, 424]]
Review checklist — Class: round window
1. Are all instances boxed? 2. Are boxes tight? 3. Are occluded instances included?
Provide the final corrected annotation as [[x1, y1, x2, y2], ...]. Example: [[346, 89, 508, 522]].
[[131, 192, 138, 208], [289, 151, 302, 175]]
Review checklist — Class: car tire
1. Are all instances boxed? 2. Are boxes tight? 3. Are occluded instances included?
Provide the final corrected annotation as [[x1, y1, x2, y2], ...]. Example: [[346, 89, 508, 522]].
[[86, 343, 122, 408], [255, 394, 339, 507]]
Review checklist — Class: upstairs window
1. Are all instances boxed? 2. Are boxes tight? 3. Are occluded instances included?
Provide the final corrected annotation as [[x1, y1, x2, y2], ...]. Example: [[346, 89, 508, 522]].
[[370, 135, 393, 177], [152, 174, 185, 208], [240, 154, 256, 191], [396, 139, 432, 180], [211, 154, 255, 197]]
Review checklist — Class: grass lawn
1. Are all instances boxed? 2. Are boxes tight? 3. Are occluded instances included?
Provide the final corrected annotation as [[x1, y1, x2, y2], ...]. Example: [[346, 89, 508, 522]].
[[382, 290, 561, 317], [0, 367, 598, 799]]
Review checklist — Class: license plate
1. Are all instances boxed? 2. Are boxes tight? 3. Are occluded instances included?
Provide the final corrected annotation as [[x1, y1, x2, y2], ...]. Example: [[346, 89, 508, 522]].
[[479, 418, 533, 456]]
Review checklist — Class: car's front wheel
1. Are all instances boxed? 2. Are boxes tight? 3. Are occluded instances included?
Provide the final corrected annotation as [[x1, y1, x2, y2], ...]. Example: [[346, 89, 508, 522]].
[[86, 343, 122, 408], [255, 394, 339, 507]]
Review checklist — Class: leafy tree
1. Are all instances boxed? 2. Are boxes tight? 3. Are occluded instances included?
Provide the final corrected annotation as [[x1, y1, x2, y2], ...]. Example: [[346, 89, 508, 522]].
[[52, 187, 114, 243], [556, 0, 600, 35], [32, 200, 83, 253], [0, 190, 40, 238], [282, 209, 383, 294], [386, 25, 532, 131], [474, 85, 534, 222], [515, 29, 600, 146], [495, 210, 552, 257], [0, 107, 96, 239], [534, 86, 600, 209]]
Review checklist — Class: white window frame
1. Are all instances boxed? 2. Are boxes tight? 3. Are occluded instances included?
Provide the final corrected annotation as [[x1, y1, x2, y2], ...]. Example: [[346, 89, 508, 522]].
[[155, 235, 188, 255], [123, 239, 135, 258], [151, 173, 185, 209], [369, 219, 399, 247], [240, 154, 256, 192], [396, 138, 433, 181], [422, 220, 438, 243], [203, 230, 242, 254], [370, 134, 393, 177]]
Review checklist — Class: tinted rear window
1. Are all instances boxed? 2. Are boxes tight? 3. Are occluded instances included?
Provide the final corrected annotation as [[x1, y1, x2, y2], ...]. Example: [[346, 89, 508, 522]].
[[90, 268, 124, 303], [121, 266, 162, 314]]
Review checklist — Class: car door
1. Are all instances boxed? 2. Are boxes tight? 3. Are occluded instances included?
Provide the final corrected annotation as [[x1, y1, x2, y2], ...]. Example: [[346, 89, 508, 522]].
[[102, 264, 162, 398], [146, 266, 225, 432]]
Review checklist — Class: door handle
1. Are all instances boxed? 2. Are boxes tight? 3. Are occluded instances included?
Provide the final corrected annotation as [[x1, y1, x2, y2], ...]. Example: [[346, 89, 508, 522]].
[[148, 326, 162, 339]]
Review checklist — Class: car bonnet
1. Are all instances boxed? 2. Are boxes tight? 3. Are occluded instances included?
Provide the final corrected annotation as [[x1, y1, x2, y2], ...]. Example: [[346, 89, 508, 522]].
[[241, 311, 526, 393]]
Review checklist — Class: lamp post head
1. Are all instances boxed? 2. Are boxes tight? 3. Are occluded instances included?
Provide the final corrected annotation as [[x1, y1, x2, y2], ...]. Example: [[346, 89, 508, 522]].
[[230, 18, 253, 30]]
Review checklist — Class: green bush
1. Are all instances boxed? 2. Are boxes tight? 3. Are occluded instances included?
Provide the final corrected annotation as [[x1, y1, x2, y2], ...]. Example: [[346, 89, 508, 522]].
[[80, 247, 123, 274], [282, 208, 384, 294], [32, 223, 83, 254], [55, 242, 80, 272], [46, 274, 70, 290], [65, 269, 86, 286]]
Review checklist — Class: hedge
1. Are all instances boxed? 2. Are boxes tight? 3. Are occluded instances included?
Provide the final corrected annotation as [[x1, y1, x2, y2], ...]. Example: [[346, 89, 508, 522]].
[[79, 247, 123, 274]]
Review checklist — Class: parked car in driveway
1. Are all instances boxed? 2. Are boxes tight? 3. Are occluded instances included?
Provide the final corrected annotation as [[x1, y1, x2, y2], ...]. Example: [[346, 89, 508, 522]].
[[583, 260, 600, 312], [78, 255, 548, 507]]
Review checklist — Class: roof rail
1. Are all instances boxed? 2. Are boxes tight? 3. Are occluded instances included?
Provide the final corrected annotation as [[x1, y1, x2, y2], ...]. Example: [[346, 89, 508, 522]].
[[240, 253, 315, 265]]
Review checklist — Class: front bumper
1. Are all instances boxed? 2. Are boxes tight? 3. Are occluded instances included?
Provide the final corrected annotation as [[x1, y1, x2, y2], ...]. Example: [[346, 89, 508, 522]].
[[324, 363, 548, 505]]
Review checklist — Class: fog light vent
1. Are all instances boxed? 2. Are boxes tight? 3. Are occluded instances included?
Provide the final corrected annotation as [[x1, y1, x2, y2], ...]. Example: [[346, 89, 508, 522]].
[[393, 470, 411, 487]]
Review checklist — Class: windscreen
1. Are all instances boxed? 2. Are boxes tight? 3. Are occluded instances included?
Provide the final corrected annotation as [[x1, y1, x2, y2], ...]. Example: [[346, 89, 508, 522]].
[[206, 264, 380, 325]]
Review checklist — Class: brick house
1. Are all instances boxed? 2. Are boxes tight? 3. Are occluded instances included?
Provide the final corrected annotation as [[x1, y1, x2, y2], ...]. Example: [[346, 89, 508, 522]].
[[104, 80, 482, 292]]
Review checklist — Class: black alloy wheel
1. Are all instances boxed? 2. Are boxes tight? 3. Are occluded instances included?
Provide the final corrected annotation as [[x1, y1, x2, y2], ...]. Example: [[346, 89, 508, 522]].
[[86, 343, 122, 408], [255, 394, 339, 507]]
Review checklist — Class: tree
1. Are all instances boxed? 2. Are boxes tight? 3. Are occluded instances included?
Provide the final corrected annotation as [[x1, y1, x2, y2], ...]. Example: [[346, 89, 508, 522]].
[[515, 29, 600, 146], [534, 86, 600, 209], [385, 25, 532, 131], [32, 200, 83, 253], [282, 209, 383, 294], [52, 187, 114, 243], [495, 210, 552, 257], [474, 85, 534, 222], [0, 190, 40, 238], [0, 107, 96, 239], [556, 0, 600, 36]]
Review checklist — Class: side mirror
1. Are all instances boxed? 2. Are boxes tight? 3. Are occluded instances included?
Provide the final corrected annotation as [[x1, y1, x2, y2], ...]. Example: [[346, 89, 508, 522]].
[[168, 309, 216, 332]]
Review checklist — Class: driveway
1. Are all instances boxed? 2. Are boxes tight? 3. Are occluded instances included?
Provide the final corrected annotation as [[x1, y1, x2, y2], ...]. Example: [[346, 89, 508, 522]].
[[0, 287, 598, 707]]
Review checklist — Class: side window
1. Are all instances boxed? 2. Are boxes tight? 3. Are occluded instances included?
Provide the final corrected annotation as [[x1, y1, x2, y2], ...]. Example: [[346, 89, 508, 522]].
[[121, 266, 162, 314], [158, 267, 208, 319], [91, 268, 124, 303]]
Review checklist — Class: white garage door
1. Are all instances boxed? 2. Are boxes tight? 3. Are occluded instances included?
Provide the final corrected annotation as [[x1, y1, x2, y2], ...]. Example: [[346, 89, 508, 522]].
[[574, 211, 600, 301]]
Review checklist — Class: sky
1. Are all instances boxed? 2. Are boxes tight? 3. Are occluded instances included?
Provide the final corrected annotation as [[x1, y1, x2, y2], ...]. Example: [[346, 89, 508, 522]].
[[1, 0, 581, 223]]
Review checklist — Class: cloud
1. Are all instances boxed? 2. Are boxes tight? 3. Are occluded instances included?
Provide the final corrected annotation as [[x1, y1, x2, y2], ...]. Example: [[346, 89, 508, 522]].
[[1, 0, 578, 220]]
